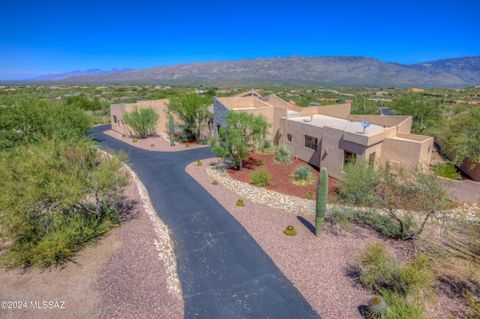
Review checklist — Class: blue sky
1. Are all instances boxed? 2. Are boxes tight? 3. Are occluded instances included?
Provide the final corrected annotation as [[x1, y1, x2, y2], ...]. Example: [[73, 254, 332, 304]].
[[0, 0, 479, 79]]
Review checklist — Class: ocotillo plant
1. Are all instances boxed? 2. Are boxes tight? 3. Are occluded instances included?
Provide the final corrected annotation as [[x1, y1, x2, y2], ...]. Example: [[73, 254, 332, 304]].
[[315, 167, 328, 236], [168, 113, 175, 146]]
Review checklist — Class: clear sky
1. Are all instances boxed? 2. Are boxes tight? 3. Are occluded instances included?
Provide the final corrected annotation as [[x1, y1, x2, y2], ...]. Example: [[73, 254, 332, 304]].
[[0, 0, 479, 79]]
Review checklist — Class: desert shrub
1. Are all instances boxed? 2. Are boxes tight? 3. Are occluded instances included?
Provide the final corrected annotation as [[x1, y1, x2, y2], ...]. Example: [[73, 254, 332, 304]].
[[358, 243, 433, 296], [197, 137, 209, 145], [293, 165, 313, 183], [123, 107, 159, 138], [195, 160, 203, 166], [212, 179, 219, 185], [381, 290, 428, 319], [250, 171, 271, 187], [275, 146, 292, 164], [339, 163, 450, 240], [0, 140, 129, 267], [257, 160, 264, 166], [0, 98, 92, 150], [434, 163, 460, 180], [338, 162, 381, 207], [259, 139, 276, 154], [236, 199, 245, 207], [306, 191, 314, 200]]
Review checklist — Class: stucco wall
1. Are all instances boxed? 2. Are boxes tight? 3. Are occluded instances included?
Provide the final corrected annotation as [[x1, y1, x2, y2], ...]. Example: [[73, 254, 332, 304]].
[[110, 99, 170, 136], [299, 103, 351, 119], [381, 136, 433, 171], [348, 115, 412, 133]]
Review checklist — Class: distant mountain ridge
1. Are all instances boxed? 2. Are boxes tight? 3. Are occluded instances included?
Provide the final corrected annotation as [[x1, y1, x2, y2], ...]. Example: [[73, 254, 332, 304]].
[[30, 68, 132, 81], [19, 56, 480, 87]]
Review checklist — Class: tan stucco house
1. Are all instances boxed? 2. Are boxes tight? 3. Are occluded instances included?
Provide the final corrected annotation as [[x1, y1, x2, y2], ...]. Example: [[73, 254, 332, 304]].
[[213, 92, 434, 180], [110, 99, 171, 136]]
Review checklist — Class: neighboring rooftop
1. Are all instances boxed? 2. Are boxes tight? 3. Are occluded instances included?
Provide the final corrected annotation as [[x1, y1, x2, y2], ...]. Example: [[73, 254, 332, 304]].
[[288, 114, 386, 136]]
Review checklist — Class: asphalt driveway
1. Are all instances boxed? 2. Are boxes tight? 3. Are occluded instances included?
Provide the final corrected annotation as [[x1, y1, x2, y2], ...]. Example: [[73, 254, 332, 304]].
[[91, 125, 320, 319]]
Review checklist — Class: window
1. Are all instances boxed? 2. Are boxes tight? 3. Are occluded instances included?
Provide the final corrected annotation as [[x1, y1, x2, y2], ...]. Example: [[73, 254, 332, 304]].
[[287, 133, 292, 142], [368, 152, 376, 167], [113, 115, 118, 124], [344, 151, 356, 166], [304, 135, 318, 150]]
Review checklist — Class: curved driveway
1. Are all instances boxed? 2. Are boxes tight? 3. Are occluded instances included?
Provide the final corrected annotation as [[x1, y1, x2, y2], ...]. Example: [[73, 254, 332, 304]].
[[91, 125, 320, 319]]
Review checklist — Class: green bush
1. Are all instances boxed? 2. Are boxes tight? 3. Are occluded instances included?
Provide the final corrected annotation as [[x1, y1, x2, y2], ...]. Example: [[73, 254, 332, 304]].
[[338, 162, 381, 207], [259, 139, 276, 154], [293, 165, 313, 183], [358, 243, 433, 296], [0, 140, 129, 267], [250, 171, 272, 187], [275, 146, 292, 164], [0, 98, 92, 150], [434, 163, 460, 180], [381, 290, 428, 319], [123, 107, 159, 138]]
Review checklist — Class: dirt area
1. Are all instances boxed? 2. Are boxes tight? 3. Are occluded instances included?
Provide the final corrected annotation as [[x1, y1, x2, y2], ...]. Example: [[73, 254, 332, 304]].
[[104, 129, 206, 152], [227, 152, 340, 202], [0, 174, 183, 319], [187, 158, 412, 319]]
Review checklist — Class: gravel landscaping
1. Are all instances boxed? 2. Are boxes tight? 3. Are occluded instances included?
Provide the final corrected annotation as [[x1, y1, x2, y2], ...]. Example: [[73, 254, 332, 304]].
[[104, 129, 207, 152], [227, 152, 339, 201], [187, 158, 412, 319]]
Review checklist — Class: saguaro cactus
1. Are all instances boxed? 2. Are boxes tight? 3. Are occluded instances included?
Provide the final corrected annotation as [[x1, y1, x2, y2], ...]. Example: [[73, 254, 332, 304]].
[[315, 167, 328, 236], [168, 113, 175, 147]]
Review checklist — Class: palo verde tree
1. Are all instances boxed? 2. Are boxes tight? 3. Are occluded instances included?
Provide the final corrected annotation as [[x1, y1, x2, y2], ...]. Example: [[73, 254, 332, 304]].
[[168, 93, 212, 140], [211, 111, 269, 170], [123, 107, 159, 138], [339, 162, 451, 240]]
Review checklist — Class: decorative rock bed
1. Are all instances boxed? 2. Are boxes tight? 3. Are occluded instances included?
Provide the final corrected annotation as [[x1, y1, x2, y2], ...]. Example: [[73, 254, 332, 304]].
[[206, 160, 479, 221]]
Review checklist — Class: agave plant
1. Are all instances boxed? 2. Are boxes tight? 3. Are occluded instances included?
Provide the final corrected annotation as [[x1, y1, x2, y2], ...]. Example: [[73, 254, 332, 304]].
[[367, 296, 386, 318]]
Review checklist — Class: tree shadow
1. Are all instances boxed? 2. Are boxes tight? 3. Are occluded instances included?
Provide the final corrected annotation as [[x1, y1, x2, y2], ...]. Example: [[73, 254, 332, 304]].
[[296, 216, 316, 235]]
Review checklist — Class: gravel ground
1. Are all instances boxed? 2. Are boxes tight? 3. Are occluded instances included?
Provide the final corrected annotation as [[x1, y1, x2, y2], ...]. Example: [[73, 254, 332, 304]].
[[227, 152, 339, 201], [104, 129, 206, 152], [0, 165, 183, 319], [185, 158, 412, 319]]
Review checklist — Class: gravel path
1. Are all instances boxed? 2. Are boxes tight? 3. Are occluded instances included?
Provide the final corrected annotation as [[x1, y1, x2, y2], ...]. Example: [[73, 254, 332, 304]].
[[187, 158, 389, 319]]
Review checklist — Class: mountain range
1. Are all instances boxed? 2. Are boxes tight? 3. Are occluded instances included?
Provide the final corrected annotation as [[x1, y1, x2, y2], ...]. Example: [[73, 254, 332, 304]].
[[13, 56, 480, 87]]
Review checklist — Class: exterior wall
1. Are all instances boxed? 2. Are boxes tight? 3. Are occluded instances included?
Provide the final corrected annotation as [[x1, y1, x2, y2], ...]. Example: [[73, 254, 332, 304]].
[[381, 136, 433, 171], [299, 103, 351, 119], [110, 99, 170, 136], [282, 118, 323, 169], [348, 115, 413, 133]]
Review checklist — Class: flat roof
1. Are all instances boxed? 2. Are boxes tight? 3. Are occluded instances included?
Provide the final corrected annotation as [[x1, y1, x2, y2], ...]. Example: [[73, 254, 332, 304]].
[[288, 114, 386, 136]]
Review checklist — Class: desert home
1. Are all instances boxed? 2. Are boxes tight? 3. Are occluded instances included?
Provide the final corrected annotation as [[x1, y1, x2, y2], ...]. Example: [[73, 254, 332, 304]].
[[110, 99, 171, 136], [213, 90, 434, 180]]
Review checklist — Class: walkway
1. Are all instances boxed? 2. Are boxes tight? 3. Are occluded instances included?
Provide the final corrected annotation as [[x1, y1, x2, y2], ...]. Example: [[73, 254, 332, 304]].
[[91, 125, 320, 319]]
